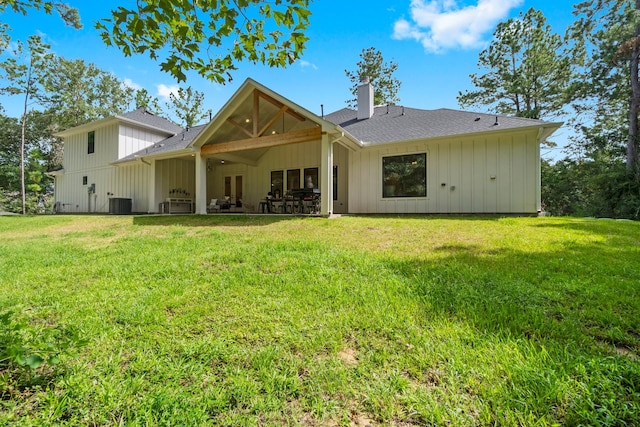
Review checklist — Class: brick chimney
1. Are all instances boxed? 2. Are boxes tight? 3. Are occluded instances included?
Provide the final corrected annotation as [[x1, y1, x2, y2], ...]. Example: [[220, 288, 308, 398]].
[[357, 76, 374, 120]]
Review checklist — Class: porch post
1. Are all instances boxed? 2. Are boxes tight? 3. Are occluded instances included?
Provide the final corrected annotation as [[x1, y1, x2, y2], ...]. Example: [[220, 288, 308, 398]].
[[147, 159, 157, 213], [195, 151, 207, 214], [320, 132, 333, 216]]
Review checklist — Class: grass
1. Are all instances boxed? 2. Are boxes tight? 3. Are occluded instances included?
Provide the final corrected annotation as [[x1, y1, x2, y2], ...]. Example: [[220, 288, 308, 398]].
[[0, 214, 639, 426]]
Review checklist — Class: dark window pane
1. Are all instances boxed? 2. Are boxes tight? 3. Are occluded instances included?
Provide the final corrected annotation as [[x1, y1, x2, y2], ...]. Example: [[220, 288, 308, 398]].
[[382, 154, 426, 198], [224, 176, 231, 197], [88, 131, 95, 154], [287, 169, 300, 191], [271, 170, 283, 198], [303, 167, 318, 189]]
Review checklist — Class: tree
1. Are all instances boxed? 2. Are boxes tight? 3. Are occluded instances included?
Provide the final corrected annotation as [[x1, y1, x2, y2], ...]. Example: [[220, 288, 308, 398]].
[[41, 57, 135, 129], [457, 8, 571, 120], [569, 0, 640, 171], [134, 88, 163, 114], [165, 87, 210, 128], [0, 1, 81, 28], [0, 110, 56, 214], [0, 35, 53, 214], [344, 47, 401, 108], [96, 0, 311, 83], [0, 113, 21, 192]]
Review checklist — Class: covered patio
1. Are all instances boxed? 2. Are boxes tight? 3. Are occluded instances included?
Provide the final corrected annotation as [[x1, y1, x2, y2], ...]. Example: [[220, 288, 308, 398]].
[[188, 80, 359, 216]]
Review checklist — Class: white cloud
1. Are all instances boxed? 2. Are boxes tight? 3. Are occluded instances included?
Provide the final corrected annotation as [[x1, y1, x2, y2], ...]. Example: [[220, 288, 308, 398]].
[[299, 60, 318, 70], [156, 83, 180, 101], [122, 78, 142, 91], [392, 0, 523, 52]]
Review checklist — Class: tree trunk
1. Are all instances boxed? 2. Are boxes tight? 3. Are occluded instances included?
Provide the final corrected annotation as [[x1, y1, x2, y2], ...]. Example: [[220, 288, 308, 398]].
[[20, 59, 34, 215], [628, 0, 640, 171], [20, 113, 26, 215]]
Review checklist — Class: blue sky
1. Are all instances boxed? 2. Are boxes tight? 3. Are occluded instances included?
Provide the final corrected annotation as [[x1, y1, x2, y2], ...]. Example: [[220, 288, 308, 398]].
[[1, 0, 575, 157]]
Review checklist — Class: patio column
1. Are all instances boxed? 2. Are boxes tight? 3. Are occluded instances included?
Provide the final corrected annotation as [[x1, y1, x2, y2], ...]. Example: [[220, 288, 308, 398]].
[[147, 158, 157, 213], [320, 132, 333, 216], [195, 151, 207, 214]]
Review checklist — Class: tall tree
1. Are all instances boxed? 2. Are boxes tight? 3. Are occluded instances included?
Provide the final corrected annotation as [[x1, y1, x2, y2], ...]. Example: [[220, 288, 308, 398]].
[[0, 112, 21, 192], [0, 35, 53, 214], [42, 57, 135, 129], [344, 47, 401, 108], [569, 0, 640, 171], [134, 88, 163, 114], [165, 87, 210, 128], [96, 0, 311, 83], [457, 8, 571, 120]]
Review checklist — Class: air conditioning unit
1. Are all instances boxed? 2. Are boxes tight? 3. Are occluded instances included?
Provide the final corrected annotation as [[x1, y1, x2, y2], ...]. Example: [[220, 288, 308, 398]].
[[109, 198, 132, 215]]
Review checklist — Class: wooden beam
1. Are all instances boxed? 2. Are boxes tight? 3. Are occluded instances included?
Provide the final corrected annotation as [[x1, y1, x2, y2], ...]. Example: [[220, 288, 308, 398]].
[[201, 127, 321, 156], [253, 89, 259, 137], [258, 104, 288, 137], [257, 91, 307, 122], [226, 117, 253, 138]]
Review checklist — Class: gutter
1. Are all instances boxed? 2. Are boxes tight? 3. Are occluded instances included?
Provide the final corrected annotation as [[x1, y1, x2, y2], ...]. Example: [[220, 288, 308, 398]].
[[45, 168, 65, 177], [135, 156, 151, 166], [361, 122, 564, 149], [112, 147, 196, 166]]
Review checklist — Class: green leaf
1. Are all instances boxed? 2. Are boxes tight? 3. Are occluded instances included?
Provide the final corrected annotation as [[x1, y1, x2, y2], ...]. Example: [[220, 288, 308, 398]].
[[24, 354, 44, 369]]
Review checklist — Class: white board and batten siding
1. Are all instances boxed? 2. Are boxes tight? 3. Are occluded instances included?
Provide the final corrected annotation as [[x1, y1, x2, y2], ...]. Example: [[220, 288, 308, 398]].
[[56, 122, 170, 213], [348, 129, 541, 214]]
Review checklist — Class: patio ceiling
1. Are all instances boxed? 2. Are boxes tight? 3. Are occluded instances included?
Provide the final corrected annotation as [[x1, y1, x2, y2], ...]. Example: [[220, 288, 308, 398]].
[[200, 88, 321, 163]]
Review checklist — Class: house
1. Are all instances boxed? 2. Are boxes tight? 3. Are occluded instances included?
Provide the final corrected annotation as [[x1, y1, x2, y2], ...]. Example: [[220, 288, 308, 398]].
[[50, 78, 562, 216]]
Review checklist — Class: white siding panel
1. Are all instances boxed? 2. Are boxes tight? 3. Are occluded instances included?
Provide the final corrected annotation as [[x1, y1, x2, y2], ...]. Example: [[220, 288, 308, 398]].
[[436, 143, 449, 213], [511, 139, 526, 212], [333, 144, 349, 214], [156, 159, 196, 203], [63, 123, 119, 174], [485, 139, 498, 213], [53, 162, 149, 213], [347, 128, 541, 214], [449, 141, 462, 213], [118, 124, 170, 159], [472, 140, 486, 212]]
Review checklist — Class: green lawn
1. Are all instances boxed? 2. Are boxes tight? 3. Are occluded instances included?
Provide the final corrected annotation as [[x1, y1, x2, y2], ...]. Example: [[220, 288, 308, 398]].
[[1, 215, 639, 426]]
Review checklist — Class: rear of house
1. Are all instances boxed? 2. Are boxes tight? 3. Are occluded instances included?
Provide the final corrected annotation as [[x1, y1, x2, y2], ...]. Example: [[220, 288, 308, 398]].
[[50, 79, 561, 216]]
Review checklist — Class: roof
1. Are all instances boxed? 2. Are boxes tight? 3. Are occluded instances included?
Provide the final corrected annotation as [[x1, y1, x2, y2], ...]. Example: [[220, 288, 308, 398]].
[[324, 105, 561, 145], [120, 109, 183, 134], [54, 108, 182, 138], [190, 78, 345, 149], [100, 80, 562, 165], [115, 124, 207, 163]]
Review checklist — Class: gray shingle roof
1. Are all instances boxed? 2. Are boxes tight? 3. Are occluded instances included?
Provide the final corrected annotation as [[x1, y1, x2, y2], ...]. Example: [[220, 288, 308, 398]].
[[324, 105, 551, 145], [117, 124, 206, 163], [120, 109, 183, 134]]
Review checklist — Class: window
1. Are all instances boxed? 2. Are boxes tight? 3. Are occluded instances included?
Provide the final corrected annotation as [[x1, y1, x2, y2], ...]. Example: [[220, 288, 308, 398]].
[[82, 176, 88, 185], [271, 170, 283, 198], [287, 169, 300, 191], [224, 176, 231, 197], [303, 167, 318, 189], [87, 131, 95, 154], [382, 153, 426, 198]]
